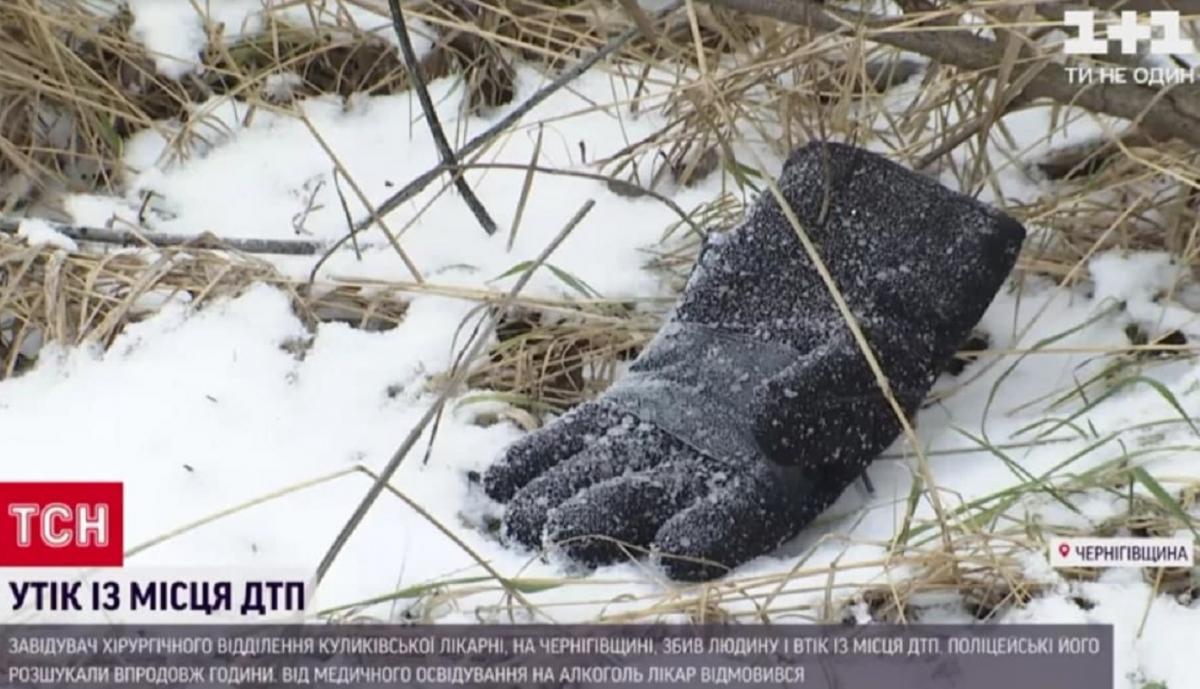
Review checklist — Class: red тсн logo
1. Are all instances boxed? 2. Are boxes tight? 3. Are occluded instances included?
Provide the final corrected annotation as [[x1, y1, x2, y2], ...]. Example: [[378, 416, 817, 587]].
[[0, 483, 123, 566]]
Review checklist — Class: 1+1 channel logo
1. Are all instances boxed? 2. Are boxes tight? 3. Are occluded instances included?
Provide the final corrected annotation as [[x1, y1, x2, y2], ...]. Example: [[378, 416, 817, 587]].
[[0, 483, 123, 567], [1062, 10, 1199, 86]]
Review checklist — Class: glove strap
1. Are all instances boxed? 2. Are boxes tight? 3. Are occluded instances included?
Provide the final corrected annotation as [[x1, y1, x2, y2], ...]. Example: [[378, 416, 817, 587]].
[[604, 321, 798, 463]]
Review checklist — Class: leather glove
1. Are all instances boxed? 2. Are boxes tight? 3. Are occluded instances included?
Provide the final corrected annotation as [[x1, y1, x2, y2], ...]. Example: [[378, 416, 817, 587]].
[[482, 141, 1026, 581]]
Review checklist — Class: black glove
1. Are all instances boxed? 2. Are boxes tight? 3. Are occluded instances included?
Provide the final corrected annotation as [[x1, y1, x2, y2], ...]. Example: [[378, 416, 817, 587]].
[[482, 142, 1026, 581]]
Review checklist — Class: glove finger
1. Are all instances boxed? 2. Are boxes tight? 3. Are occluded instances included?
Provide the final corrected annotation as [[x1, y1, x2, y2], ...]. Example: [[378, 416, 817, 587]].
[[482, 402, 624, 503], [542, 456, 717, 567], [652, 465, 820, 582], [502, 420, 682, 550]]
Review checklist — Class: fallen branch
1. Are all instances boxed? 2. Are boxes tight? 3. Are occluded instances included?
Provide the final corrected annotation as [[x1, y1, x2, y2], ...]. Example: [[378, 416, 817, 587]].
[[700, 0, 1200, 148], [387, 0, 497, 236], [0, 218, 328, 256]]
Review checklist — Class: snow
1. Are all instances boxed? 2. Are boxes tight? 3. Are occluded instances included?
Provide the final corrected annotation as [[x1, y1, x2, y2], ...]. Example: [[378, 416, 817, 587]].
[[3, 6, 1200, 688], [16, 218, 78, 251], [115, 66, 697, 298], [1090, 252, 1181, 306], [0, 285, 518, 620]]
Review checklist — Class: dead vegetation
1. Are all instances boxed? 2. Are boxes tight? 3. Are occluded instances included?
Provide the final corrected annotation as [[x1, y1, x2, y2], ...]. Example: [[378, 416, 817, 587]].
[[3, 0, 1200, 622], [0, 233, 418, 378]]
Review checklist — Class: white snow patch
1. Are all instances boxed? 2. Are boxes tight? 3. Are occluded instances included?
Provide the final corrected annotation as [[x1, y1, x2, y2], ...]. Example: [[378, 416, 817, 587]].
[[16, 218, 77, 251]]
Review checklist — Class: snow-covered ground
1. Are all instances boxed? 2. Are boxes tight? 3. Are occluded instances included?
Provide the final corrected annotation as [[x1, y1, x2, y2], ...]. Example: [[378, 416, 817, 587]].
[[4, 3, 1200, 687]]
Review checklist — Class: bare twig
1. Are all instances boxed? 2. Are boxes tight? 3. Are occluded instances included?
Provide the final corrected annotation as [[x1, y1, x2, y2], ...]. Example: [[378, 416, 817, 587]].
[[386, 0, 497, 236], [615, 0, 662, 44], [331, 168, 363, 260], [0, 218, 326, 256]]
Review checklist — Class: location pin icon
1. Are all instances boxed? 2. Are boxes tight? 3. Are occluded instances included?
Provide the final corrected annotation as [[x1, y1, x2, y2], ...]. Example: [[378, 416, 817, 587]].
[[1058, 543, 1070, 558]]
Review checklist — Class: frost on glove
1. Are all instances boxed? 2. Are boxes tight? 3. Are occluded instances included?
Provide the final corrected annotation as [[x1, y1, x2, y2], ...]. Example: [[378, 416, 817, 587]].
[[482, 141, 1026, 581]]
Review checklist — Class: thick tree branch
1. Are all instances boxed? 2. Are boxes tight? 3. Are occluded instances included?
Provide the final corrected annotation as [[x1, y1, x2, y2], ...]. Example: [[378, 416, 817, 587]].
[[700, 0, 1200, 148]]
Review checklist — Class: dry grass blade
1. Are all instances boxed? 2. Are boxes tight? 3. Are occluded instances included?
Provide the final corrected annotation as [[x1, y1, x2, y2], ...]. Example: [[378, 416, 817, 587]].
[[464, 305, 655, 411]]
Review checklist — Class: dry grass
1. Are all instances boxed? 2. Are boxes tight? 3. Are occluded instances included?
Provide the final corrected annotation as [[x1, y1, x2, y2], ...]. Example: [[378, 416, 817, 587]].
[[4, 0, 1200, 623], [0, 234, 420, 377]]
